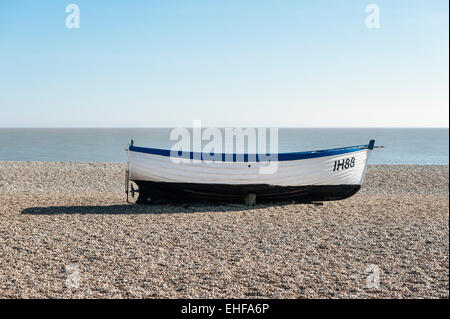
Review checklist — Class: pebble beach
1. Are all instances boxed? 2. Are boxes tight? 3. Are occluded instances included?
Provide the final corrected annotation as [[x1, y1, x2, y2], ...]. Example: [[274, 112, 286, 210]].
[[0, 162, 448, 298]]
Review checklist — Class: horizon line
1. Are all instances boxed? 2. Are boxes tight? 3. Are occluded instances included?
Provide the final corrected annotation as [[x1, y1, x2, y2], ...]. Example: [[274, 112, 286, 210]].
[[0, 126, 448, 129]]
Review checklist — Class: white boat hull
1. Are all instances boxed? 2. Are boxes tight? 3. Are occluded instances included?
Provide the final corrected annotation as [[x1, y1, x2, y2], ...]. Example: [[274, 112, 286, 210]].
[[128, 149, 370, 186]]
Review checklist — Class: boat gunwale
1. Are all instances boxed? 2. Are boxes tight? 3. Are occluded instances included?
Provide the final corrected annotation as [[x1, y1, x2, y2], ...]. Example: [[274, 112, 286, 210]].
[[128, 143, 372, 162]]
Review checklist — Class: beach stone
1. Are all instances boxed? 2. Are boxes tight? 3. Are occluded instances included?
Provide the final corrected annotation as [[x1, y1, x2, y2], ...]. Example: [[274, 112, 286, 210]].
[[0, 162, 448, 298]]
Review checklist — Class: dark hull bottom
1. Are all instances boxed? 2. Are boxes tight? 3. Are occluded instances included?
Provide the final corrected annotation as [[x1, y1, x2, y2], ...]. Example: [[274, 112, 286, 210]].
[[133, 181, 361, 204]]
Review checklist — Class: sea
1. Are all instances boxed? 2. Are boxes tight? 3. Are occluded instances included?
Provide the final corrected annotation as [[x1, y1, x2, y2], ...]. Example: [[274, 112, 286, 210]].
[[0, 128, 448, 165]]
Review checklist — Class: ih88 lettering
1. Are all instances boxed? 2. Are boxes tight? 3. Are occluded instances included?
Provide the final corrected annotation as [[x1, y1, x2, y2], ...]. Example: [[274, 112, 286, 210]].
[[333, 157, 355, 172]]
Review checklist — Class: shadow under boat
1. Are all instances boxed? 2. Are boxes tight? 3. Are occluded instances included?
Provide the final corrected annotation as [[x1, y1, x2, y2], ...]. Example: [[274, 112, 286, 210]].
[[21, 200, 322, 216], [20, 184, 359, 215]]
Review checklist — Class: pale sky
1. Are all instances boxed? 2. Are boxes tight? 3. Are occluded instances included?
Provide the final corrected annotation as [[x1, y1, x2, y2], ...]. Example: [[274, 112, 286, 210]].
[[0, 0, 448, 127]]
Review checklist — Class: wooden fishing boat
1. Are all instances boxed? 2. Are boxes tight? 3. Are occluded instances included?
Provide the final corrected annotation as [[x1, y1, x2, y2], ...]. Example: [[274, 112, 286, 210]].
[[125, 140, 379, 204]]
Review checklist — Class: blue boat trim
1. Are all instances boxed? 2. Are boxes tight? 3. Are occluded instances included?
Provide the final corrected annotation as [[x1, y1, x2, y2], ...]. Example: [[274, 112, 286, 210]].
[[129, 140, 374, 162]]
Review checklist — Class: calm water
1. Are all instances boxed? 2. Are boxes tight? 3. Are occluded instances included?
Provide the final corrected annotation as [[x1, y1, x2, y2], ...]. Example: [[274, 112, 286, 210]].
[[0, 128, 448, 164]]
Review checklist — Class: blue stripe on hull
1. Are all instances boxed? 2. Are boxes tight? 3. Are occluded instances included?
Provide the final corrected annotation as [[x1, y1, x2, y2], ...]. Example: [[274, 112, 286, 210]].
[[129, 142, 372, 162]]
